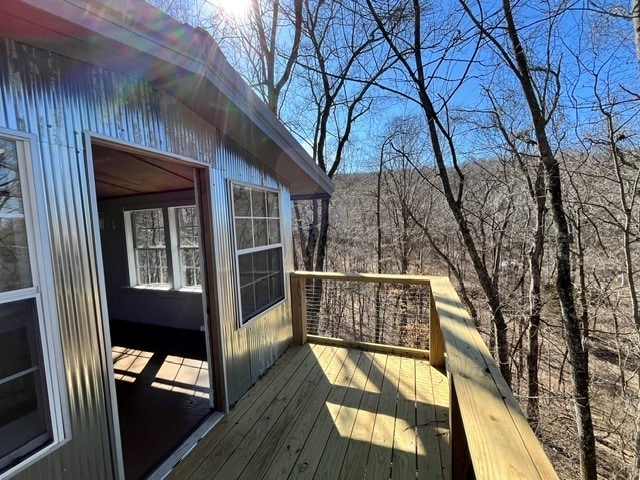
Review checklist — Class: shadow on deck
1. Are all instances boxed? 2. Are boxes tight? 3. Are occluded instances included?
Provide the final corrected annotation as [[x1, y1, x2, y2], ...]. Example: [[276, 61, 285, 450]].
[[168, 342, 449, 480]]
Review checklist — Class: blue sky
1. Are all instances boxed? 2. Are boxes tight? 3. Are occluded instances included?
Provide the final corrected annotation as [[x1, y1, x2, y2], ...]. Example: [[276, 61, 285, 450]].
[[150, 0, 640, 171]]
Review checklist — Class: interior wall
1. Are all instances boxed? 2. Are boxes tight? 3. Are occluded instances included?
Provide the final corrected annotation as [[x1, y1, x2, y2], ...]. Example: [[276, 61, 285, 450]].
[[98, 190, 205, 331]]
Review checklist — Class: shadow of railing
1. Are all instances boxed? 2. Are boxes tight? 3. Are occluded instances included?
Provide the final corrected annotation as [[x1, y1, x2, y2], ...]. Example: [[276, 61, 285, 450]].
[[168, 341, 449, 479]]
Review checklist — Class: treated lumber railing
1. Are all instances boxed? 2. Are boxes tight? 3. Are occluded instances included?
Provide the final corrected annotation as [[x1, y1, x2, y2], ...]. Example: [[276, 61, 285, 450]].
[[290, 271, 558, 480], [290, 271, 433, 353]]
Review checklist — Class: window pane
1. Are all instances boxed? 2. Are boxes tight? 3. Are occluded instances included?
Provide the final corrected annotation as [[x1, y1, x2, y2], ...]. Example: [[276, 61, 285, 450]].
[[268, 248, 283, 273], [0, 327, 32, 380], [180, 249, 200, 287], [253, 250, 268, 277], [269, 274, 284, 301], [0, 139, 32, 292], [0, 299, 52, 471], [176, 207, 200, 287], [237, 247, 284, 322], [135, 249, 168, 285], [130, 209, 169, 286], [251, 190, 266, 217], [132, 209, 165, 247], [235, 219, 253, 250], [177, 207, 199, 248], [267, 219, 281, 244], [233, 185, 251, 217], [238, 254, 253, 286], [254, 277, 270, 310], [179, 226, 198, 247], [266, 192, 279, 218], [253, 219, 268, 247], [240, 285, 255, 322]]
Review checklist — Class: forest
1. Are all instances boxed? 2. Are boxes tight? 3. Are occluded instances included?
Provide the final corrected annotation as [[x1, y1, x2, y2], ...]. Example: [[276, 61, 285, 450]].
[[149, 0, 639, 478]]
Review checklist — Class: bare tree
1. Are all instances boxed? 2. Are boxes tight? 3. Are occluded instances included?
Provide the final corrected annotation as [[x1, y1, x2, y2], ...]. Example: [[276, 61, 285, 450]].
[[210, 0, 303, 114], [294, 0, 392, 274], [485, 92, 548, 427], [593, 91, 640, 480], [457, 0, 597, 476], [365, 0, 513, 384]]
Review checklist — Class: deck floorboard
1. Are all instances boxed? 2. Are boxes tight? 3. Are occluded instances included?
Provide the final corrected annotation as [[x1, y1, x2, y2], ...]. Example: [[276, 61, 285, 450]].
[[168, 343, 449, 480]]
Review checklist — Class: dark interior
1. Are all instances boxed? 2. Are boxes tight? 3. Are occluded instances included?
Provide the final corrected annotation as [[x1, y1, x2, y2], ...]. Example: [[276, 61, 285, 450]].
[[92, 144, 214, 479]]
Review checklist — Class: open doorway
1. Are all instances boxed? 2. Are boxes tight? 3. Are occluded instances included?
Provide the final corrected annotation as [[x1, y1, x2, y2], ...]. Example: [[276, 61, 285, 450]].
[[89, 141, 222, 479]]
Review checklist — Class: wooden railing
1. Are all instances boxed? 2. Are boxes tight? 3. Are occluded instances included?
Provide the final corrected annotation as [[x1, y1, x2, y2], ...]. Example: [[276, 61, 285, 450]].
[[290, 271, 558, 480]]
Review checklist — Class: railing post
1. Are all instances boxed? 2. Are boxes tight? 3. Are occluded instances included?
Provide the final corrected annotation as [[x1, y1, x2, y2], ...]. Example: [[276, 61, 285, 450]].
[[291, 275, 307, 345], [429, 288, 445, 367], [450, 377, 473, 479]]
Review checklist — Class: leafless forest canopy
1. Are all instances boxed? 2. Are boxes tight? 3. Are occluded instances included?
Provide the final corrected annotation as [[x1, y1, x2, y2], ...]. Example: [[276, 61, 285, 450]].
[[146, 0, 640, 477]]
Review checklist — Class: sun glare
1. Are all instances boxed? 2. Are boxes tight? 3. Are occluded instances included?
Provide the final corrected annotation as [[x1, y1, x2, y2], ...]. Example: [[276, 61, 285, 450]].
[[209, 0, 251, 19]]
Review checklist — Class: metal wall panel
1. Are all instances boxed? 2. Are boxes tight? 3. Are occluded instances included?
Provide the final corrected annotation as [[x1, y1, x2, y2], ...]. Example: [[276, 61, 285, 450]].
[[0, 37, 297, 478], [211, 135, 294, 406], [0, 39, 223, 480]]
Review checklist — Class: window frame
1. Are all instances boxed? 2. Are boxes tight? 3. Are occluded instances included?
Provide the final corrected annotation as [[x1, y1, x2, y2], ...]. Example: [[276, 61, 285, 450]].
[[0, 130, 68, 479], [230, 182, 286, 328], [123, 204, 202, 292]]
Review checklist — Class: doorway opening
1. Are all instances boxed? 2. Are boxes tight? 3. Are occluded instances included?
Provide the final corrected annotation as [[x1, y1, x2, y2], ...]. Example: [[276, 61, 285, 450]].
[[89, 141, 221, 479]]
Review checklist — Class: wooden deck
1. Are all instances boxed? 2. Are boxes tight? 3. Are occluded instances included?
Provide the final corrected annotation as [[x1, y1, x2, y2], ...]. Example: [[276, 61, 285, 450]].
[[168, 342, 449, 480]]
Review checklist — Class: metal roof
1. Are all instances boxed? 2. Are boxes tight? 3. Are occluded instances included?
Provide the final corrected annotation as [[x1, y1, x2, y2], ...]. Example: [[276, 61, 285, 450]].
[[0, 0, 334, 199]]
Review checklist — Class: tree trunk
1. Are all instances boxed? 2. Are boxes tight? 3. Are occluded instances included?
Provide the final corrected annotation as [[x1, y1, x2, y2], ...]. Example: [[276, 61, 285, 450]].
[[633, 0, 640, 63], [500, 1, 597, 477], [527, 168, 545, 429], [417, 89, 511, 386], [375, 151, 384, 343], [636, 373, 640, 480]]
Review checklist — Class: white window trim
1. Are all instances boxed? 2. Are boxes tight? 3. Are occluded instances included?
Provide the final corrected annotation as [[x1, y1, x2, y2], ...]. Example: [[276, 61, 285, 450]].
[[230, 181, 286, 328], [124, 206, 202, 293], [0, 130, 68, 479]]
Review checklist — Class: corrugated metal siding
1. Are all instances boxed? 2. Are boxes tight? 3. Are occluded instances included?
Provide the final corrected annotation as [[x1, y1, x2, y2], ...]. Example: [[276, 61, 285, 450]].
[[211, 135, 294, 406], [0, 38, 224, 480]]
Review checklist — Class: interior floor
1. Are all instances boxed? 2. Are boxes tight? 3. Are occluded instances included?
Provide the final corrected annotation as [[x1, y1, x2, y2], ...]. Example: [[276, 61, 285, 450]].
[[110, 320, 213, 479]]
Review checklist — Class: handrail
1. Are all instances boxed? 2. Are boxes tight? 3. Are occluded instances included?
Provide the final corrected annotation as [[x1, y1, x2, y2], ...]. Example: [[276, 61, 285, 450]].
[[289, 271, 558, 480]]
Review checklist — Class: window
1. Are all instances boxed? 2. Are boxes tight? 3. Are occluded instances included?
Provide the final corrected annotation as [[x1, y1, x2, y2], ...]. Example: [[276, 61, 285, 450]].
[[124, 205, 201, 290], [232, 184, 284, 325], [174, 206, 201, 288], [130, 209, 169, 286], [0, 135, 64, 474]]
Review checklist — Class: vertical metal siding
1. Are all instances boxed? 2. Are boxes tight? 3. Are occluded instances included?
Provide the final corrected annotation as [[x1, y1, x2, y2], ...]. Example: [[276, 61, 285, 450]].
[[0, 38, 222, 480], [212, 135, 294, 406], [0, 36, 297, 477]]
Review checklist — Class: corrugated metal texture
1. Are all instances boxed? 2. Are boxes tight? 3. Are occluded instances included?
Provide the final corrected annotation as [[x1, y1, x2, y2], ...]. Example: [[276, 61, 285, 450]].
[[211, 135, 293, 406], [0, 38, 222, 480], [1, 40, 218, 163]]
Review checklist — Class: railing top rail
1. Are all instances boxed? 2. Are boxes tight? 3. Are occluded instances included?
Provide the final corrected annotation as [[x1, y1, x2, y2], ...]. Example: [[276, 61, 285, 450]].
[[428, 277, 558, 480], [290, 270, 436, 285]]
